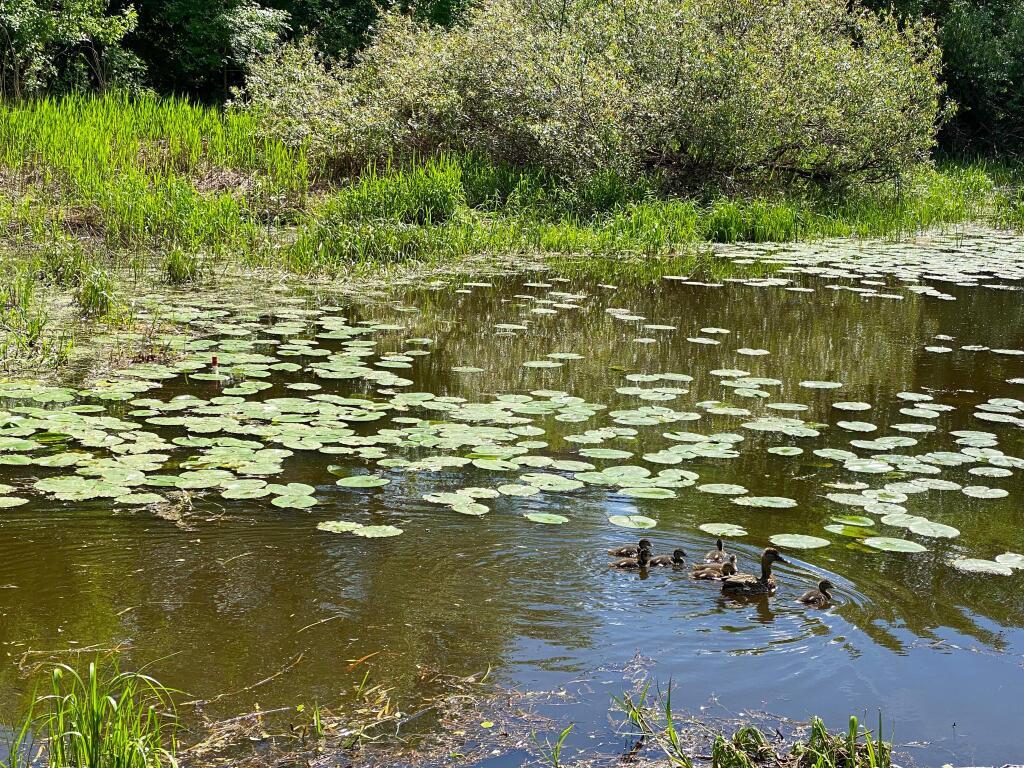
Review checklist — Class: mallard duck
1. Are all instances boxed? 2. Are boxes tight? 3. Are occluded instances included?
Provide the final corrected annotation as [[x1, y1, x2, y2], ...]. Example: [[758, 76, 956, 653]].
[[721, 547, 788, 596], [797, 579, 835, 608], [609, 548, 652, 569], [608, 538, 653, 558], [648, 548, 686, 567], [705, 538, 728, 563], [691, 554, 737, 580]]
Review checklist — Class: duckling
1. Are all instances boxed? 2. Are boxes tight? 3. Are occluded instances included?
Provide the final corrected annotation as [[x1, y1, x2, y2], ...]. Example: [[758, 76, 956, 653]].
[[609, 548, 652, 570], [704, 538, 728, 563], [721, 547, 788, 596], [648, 548, 687, 567], [797, 579, 835, 608], [608, 538, 653, 558], [691, 554, 737, 580]]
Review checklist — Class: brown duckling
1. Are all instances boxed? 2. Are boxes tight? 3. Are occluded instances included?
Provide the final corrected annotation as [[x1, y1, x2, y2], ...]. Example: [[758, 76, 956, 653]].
[[609, 548, 652, 570], [648, 548, 687, 567], [704, 538, 728, 563], [721, 547, 788, 596], [797, 579, 835, 608], [691, 554, 737, 580], [608, 538, 653, 558]]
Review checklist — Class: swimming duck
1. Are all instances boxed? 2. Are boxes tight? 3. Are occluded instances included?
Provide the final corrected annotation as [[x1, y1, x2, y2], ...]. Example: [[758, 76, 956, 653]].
[[797, 579, 835, 608], [609, 548, 652, 570], [705, 538, 728, 563], [648, 548, 687, 567], [608, 538, 653, 558], [691, 554, 738, 580], [721, 547, 788, 596]]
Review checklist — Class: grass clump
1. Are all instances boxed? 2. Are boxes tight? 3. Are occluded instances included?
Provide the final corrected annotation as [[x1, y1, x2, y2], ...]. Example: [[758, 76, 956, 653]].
[[165, 249, 204, 285], [76, 269, 117, 317], [0, 661, 178, 768]]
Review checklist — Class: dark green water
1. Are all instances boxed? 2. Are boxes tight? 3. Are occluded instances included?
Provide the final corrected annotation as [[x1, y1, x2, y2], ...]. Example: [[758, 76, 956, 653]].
[[1, 231, 1023, 765]]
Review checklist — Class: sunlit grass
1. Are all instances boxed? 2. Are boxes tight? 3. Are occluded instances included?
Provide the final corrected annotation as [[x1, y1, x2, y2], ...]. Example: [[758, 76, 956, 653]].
[[0, 661, 179, 768], [0, 93, 1020, 281]]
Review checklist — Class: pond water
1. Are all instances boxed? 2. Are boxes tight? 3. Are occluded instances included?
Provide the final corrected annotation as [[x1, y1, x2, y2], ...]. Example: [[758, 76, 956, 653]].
[[1, 231, 1024, 766]]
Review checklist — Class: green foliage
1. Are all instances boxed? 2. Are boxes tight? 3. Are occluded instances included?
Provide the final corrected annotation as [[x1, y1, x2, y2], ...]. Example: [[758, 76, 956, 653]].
[[244, 0, 945, 190], [165, 247, 203, 283], [862, 0, 1024, 154], [0, 660, 178, 768], [76, 267, 116, 316], [0, 0, 144, 98]]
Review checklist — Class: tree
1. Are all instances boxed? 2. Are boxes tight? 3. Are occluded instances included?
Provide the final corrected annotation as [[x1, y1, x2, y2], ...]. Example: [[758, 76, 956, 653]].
[[1, 0, 142, 98]]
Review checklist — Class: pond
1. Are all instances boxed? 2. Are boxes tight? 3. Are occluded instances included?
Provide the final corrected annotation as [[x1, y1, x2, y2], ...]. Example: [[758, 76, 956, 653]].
[[1, 230, 1023, 766]]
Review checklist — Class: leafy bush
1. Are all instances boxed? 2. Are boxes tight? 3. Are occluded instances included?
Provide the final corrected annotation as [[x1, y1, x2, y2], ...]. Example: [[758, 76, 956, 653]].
[[243, 0, 946, 189]]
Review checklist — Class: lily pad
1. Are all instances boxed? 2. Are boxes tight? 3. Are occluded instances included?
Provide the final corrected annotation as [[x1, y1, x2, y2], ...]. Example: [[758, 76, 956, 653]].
[[769, 534, 829, 549], [949, 558, 1013, 576], [863, 537, 928, 553], [699, 523, 747, 537], [608, 514, 657, 529], [336, 475, 391, 488], [524, 512, 569, 524]]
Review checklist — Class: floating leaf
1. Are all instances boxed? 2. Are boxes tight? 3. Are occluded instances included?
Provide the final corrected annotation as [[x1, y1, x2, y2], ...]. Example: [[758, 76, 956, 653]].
[[336, 475, 390, 488], [863, 537, 928, 553], [769, 534, 829, 549], [950, 558, 1012, 576], [698, 483, 748, 495], [699, 523, 747, 537], [524, 512, 569, 524], [619, 487, 676, 499], [608, 515, 657, 529], [732, 496, 797, 508]]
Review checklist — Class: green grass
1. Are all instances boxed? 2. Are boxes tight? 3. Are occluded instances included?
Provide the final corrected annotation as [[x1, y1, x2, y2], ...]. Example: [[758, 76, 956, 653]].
[[0, 661, 178, 768], [0, 91, 1021, 367], [1, 93, 1020, 280]]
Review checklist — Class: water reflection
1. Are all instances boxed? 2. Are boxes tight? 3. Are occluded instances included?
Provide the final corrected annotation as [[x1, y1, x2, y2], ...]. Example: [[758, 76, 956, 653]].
[[1, 232, 1024, 765]]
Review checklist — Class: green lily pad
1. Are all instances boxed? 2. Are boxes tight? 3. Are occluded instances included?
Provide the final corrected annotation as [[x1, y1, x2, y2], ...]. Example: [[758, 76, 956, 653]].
[[608, 515, 657, 529], [619, 487, 676, 499], [524, 513, 569, 524], [769, 534, 829, 549], [271, 494, 318, 509], [699, 523, 747, 537], [950, 558, 1013, 575], [336, 475, 390, 488], [732, 496, 797, 508], [698, 483, 748, 495], [863, 537, 928, 553]]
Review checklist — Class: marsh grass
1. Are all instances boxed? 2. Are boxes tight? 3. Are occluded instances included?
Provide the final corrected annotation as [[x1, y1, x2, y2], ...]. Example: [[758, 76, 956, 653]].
[[0, 661, 179, 768], [0, 94, 1020, 281]]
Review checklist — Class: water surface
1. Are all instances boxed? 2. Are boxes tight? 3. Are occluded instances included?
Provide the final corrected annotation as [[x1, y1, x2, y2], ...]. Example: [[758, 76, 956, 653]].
[[1, 231, 1023, 765]]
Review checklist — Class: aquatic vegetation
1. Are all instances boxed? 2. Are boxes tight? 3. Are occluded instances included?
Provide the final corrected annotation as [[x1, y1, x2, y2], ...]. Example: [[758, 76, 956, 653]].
[[0, 661, 178, 768]]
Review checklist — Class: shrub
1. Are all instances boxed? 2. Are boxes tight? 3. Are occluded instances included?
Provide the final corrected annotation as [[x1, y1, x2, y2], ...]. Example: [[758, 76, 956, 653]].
[[243, 0, 946, 190]]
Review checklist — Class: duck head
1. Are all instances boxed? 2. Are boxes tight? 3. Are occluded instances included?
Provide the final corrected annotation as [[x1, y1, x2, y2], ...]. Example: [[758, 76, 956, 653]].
[[637, 548, 652, 567], [716, 538, 724, 551], [671, 548, 687, 564], [638, 538, 653, 551], [722, 554, 738, 576], [818, 579, 836, 597]]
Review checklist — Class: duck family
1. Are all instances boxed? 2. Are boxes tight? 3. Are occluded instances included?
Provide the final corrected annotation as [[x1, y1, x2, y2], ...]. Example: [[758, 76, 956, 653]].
[[605, 538, 835, 607]]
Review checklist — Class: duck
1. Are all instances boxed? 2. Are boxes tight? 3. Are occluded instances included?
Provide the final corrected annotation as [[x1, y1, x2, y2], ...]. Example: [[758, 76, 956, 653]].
[[721, 547, 788, 596], [797, 579, 835, 608], [609, 548, 652, 570], [691, 554, 738, 580], [648, 548, 686, 567], [705, 538, 728, 563], [608, 538, 653, 558]]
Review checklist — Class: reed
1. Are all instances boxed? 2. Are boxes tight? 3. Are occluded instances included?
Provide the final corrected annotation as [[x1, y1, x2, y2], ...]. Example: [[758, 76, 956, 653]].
[[0, 661, 179, 768]]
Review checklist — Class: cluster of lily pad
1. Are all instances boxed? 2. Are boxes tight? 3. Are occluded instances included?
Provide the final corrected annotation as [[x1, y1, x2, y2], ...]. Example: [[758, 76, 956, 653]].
[[1, 253, 1023, 579]]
